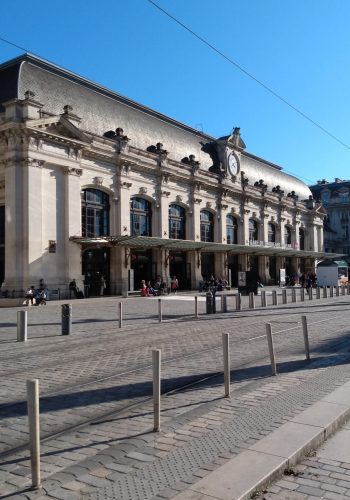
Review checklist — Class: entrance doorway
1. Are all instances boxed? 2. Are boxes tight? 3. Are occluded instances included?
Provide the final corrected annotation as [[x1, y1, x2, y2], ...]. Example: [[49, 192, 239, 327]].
[[201, 253, 215, 280], [169, 252, 190, 290], [131, 250, 153, 290], [227, 254, 239, 286], [82, 248, 110, 296]]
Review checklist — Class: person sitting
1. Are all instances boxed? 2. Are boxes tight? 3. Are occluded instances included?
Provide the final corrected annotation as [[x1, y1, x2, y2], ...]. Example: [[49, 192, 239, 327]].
[[25, 285, 36, 306], [140, 280, 149, 297]]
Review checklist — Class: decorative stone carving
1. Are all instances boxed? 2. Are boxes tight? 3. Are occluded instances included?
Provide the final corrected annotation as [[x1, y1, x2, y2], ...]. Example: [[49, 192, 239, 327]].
[[122, 182, 132, 189], [194, 198, 202, 204], [64, 167, 82, 176], [176, 195, 183, 203], [161, 190, 171, 197], [94, 177, 103, 185], [139, 187, 148, 195], [161, 173, 171, 184], [206, 202, 212, 209], [22, 158, 45, 169], [272, 185, 284, 196], [103, 127, 131, 153], [182, 154, 200, 173]]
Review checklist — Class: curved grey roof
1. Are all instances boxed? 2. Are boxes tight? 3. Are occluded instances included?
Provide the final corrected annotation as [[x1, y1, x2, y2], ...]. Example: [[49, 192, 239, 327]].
[[0, 54, 312, 199]]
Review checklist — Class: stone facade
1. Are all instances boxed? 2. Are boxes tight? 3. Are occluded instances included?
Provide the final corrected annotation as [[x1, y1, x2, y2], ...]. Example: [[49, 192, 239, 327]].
[[0, 54, 329, 297]]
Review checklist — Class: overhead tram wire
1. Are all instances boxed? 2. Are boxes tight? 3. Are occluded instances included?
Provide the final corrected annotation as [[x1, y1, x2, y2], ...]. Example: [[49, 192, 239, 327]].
[[146, 0, 350, 152]]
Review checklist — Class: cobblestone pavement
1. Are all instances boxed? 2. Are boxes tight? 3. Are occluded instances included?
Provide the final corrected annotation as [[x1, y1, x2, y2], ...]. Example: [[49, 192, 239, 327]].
[[257, 420, 350, 500], [1, 290, 350, 498]]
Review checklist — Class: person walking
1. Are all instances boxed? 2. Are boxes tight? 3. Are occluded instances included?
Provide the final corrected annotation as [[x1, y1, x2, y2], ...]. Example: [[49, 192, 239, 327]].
[[171, 276, 178, 294], [100, 275, 106, 296]]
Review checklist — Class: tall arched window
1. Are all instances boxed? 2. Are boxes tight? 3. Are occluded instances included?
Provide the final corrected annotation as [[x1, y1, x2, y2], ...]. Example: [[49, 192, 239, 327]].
[[82, 188, 109, 237], [130, 198, 152, 236], [299, 228, 305, 250], [284, 226, 292, 246], [249, 219, 258, 243], [200, 210, 214, 242], [169, 204, 186, 239], [226, 215, 238, 244], [268, 222, 276, 244]]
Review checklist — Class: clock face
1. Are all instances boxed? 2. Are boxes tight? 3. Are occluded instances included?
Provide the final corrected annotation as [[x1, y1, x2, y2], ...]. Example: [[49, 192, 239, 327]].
[[228, 153, 239, 176]]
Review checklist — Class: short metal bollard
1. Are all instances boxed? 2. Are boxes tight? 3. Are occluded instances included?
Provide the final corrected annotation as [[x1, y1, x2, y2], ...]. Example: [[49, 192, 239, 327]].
[[330, 286, 334, 297], [342, 285, 346, 296], [17, 310, 28, 342], [27, 379, 41, 489], [249, 292, 255, 309], [222, 332, 230, 398], [221, 295, 227, 313], [336, 286, 340, 297], [272, 290, 278, 306], [261, 290, 266, 307], [323, 286, 327, 298], [308, 287, 313, 300], [152, 349, 161, 432], [300, 288, 305, 302], [236, 292, 242, 311], [301, 315, 310, 360], [347, 285, 350, 295], [61, 304, 72, 335], [118, 302, 122, 328], [206, 292, 213, 314], [158, 298, 162, 323], [282, 289, 287, 304], [194, 296, 199, 318], [291, 288, 296, 303], [266, 323, 277, 376], [316, 287, 320, 299]]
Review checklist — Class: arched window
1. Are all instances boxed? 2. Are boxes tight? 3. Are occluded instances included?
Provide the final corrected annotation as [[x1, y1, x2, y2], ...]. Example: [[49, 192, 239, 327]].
[[200, 210, 214, 242], [130, 197, 152, 236], [82, 188, 109, 237], [226, 215, 238, 244], [249, 219, 258, 243], [299, 228, 305, 250], [268, 222, 276, 244], [169, 204, 186, 239], [284, 226, 292, 246]]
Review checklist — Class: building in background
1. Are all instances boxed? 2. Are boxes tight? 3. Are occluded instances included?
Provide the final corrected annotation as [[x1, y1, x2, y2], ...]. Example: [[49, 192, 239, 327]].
[[0, 54, 334, 299], [310, 179, 350, 264]]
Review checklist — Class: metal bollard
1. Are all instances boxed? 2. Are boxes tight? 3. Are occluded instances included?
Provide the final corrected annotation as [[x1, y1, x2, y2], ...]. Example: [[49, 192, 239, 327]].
[[236, 292, 242, 311], [308, 287, 313, 300], [152, 349, 161, 432], [118, 302, 122, 328], [336, 286, 340, 296], [300, 288, 305, 302], [291, 288, 296, 303], [323, 286, 327, 298], [330, 286, 334, 297], [266, 323, 277, 376], [342, 285, 346, 296], [206, 292, 213, 314], [347, 285, 350, 295], [316, 287, 320, 299], [17, 310, 28, 342], [194, 296, 199, 318], [221, 295, 227, 313], [61, 304, 72, 335], [27, 379, 41, 489], [249, 292, 255, 309], [222, 333, 230, 398], [301, 315, 310, 360], [272, 290, 278, 306], [261, 290, 266, 307], [158, 298, 162, 323], [282, 289, 287, 304]]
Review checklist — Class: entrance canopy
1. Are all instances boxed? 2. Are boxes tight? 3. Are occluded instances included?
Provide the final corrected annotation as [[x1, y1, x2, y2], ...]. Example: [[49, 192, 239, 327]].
[[70, 235, 341, 260]]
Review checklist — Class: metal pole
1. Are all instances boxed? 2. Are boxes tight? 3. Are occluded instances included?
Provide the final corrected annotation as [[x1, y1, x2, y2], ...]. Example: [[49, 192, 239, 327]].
[[17, 310, 28, 342], [300, 288, 305, 302], [61, 304, 72, 335], [336, 286, 340, 297], [261, 290, 266, 307], [266, 323, 277, 376], [291, 288, 296, 303], [301, 315, 310, 360], [316, 287, 320, 299], [272, 290, 278, 306], [195, 296, 199, 318], [347, 284, 350, 295], [221, 295, 227, 313], [308, 287, 313, 300], [118, 302, 122, 328], [282, 289, 287, 304], [342, 285, 346, 296], [27, 379, 41, 489], [323, 286, 327, 298], [236, 292, 242, 311], [249, 292, 255, 309], [158, 298, 162, 323], [330, 286, 334, 298], [222, 333, 230, 398], [152, 349, 161, 432]]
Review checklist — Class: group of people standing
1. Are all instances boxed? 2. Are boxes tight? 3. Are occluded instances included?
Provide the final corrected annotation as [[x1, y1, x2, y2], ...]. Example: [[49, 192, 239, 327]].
[[24, 279, 48, 306], [140, 276, 179, 297]]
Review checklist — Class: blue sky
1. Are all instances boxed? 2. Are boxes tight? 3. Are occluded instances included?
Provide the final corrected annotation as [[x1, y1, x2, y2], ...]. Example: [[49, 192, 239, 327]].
[[0, 0, 349, 185]]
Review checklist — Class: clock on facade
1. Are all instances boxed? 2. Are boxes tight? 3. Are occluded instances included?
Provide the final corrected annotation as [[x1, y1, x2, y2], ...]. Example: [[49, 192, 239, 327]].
[[227, 152, 239, 176]]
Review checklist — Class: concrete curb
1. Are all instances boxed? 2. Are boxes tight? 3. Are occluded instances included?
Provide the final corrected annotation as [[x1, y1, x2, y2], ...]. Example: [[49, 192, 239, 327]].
[[172, 382, 350, 500]]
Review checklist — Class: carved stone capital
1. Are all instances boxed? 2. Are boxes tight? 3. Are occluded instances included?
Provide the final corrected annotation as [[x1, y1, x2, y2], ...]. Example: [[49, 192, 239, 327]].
[[23, 158, 46, 169], [64, 167, 82, 176], [122, 182, 132, 189]]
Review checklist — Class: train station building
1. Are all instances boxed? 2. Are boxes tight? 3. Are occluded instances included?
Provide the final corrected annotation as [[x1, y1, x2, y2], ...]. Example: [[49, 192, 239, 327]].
[[0, 54, 334, 297]]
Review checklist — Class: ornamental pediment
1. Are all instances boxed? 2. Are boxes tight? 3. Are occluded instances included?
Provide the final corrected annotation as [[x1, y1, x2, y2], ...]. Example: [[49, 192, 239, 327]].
[[26, 115, 92, 146]]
